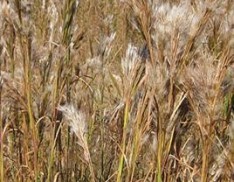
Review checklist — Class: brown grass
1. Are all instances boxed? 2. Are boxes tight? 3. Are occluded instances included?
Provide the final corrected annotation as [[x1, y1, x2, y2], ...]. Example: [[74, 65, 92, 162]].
[[0, 0, 234, 181]]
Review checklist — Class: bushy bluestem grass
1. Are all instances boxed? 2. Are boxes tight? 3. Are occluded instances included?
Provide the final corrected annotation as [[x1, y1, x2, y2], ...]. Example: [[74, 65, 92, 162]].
[[0, 0, 234, 181]]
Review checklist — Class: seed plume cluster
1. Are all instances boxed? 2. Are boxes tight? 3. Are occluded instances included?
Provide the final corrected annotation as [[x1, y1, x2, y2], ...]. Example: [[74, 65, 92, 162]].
[[0, 0, 234, 181]]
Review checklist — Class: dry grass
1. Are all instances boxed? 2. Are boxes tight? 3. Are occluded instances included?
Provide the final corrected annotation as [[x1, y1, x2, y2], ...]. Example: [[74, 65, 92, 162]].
[[0, 0, 234, 181]]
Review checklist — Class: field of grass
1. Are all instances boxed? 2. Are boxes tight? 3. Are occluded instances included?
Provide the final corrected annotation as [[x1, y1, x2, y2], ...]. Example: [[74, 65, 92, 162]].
[[0, 0, 234, 181]]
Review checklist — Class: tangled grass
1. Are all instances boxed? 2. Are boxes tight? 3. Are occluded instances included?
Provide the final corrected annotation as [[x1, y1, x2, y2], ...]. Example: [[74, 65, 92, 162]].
[[0, 0, 234, 181]]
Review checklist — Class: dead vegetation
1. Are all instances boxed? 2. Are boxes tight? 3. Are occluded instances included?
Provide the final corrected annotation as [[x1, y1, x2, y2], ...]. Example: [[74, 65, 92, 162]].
[[0, 0, 234, 181]]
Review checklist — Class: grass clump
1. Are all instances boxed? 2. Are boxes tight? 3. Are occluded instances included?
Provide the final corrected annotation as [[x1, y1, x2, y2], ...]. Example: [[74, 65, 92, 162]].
[[0, 0, 234, 181]]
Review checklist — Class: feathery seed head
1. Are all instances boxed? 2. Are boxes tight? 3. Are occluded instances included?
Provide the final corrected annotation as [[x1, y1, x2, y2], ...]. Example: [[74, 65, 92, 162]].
[[121, 44, 140, 76], [58, 104, 87, 138]]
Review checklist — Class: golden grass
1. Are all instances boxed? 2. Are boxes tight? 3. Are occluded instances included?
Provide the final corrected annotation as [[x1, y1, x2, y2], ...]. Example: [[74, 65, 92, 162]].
[[0, 0, 234, 181]]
